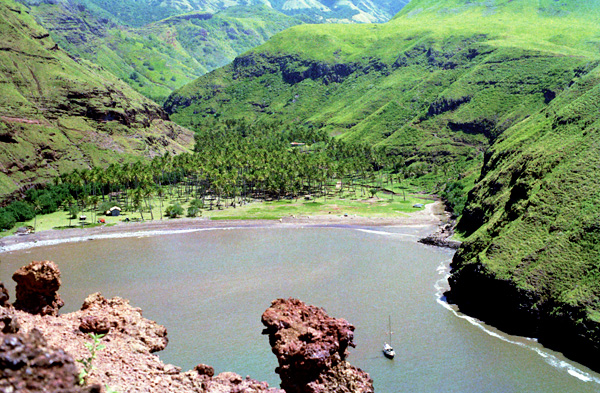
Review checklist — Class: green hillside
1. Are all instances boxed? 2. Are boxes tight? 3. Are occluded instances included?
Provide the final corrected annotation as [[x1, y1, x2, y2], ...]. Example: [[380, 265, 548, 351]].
[[20, 0, 304, 103], [74, 0, 407, 27], [0, 0, 193, 200], [165, 0, 600, 369]]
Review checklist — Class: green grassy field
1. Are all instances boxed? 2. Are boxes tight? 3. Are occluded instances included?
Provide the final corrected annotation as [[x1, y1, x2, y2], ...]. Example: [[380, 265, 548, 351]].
[[1, 189, 430, 236]]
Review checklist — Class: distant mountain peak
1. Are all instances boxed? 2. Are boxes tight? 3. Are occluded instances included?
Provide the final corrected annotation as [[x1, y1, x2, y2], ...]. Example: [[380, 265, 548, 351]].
[[74, 0, 406, 26]]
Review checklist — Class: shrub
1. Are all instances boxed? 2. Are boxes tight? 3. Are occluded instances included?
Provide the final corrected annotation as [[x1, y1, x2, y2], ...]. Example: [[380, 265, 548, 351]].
[[442, 181, 467, 216], [187, 200, 203, 217], [165, 203, 183, 218], [25, 188, 62, 214], [0, 209, 16, 230], [36, 193, 58, 214], [6, 201, 35, 222]]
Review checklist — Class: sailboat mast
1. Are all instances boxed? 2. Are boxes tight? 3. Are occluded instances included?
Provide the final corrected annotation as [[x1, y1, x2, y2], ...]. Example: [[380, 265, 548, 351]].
[[388, 315, 393, 345]]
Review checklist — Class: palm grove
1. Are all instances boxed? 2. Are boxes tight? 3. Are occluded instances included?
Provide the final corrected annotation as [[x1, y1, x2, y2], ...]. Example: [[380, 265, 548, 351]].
[[1, 120, 461, 230]]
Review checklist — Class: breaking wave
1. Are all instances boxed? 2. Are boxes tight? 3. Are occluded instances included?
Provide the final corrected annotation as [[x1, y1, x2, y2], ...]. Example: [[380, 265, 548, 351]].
[[435, 260, 600, 385]]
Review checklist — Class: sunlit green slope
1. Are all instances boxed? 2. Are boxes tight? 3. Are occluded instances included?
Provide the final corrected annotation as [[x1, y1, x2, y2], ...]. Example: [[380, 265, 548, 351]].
[[75, 0, 407, 27], [166, 0, 599, 176], [21, 1, 304, 103], [166, 0, 600, 369], [0, 0, 193, 200]]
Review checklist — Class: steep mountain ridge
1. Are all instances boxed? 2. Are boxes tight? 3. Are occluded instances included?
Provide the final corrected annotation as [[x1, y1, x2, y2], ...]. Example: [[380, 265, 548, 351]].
[[18, 0, 304, 103], [165, 0, 600, 370], [447, 61, 600, 368], [76, 0, 408, 27], [165, 0, 598, 176], [0, 0, 193, 200]]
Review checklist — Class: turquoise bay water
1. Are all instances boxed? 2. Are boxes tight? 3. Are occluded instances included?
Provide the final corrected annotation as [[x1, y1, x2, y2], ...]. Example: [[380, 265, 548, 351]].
[[1, 225, 600, 392]]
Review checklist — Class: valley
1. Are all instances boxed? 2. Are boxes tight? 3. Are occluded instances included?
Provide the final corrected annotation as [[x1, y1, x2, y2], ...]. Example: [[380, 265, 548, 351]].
[[1, 0, 600, 390], [164, 0, 600, 374]]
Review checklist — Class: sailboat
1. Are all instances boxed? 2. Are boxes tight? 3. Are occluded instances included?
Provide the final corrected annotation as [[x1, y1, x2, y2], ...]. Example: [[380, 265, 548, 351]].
[[382, 315, 396, 359]]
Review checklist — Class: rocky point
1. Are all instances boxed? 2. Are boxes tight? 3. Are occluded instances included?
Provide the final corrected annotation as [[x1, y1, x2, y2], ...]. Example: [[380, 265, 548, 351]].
[[262, 298, 374, 393], [1, 261, 284, 393], [12, 260, 64, 316]]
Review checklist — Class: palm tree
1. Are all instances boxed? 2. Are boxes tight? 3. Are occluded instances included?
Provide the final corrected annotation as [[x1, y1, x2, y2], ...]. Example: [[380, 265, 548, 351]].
[[89, 195, 100, 223], [143, 184, 155, 220], [65, 194, 76, 227], [131, 187, 144, 221], [155, 185, 165, 220], [32, 199, 41, 232]]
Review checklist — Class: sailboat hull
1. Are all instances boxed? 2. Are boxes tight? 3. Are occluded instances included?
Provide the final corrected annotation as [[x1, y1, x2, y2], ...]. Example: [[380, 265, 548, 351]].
[[383, 343, 395, 359]]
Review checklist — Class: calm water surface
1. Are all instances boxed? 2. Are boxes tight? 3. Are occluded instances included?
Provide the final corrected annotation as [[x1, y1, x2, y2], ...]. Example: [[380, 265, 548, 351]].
[[2, 226, 600, 392]]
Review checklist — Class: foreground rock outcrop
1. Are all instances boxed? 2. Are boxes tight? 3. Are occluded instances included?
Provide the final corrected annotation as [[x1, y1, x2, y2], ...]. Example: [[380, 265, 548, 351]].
[[262, 298, 374, 393], [1, 261, 286, 393], [2, 262, 375, 392], [12, 260, 64, 316], [0, 328, 99, 393], [0, 282, 9, 308], [6, 291, 282, 393]]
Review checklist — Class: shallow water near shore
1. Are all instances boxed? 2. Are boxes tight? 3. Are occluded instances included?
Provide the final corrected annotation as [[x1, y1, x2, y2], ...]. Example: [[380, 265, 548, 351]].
[[2, 225, 600, 392]]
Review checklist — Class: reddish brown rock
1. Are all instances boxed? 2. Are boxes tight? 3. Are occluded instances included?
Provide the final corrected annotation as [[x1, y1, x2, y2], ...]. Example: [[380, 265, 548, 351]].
[[262, 298, 374, 393], [79, 315, 111, 335], [4, 260, 282, 393], [0, 308, 20, 334], [12, 260, 64, 316], [80, 292, 168, 353], [194, 363, 215, 377], [0, 281, 9, 307], [0, 328, 98, 393]]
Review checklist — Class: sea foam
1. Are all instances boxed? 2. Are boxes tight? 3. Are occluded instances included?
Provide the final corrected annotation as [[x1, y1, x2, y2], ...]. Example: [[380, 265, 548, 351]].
[[435, 260, 600, 385], [0, 227, 227, 253]]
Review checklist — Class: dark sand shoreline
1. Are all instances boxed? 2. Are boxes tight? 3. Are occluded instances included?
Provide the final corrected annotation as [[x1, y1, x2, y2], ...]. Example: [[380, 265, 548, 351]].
[[0, 201, 448, 253]]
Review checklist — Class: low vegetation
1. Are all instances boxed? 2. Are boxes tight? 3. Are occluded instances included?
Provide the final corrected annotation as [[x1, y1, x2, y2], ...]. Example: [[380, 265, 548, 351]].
[[77, 333, 106, 385], [1, 121, 437, 233]]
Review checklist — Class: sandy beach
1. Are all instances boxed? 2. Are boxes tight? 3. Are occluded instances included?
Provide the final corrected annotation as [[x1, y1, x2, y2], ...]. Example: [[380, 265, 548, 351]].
[[0, 201, 448, 253]]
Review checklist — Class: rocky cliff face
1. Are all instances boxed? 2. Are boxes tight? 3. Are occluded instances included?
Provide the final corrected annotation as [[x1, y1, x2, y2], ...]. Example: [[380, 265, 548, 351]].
[[446, 55, 600, 372], [262, 298, 374, 393], [0, 0, 194, 201]]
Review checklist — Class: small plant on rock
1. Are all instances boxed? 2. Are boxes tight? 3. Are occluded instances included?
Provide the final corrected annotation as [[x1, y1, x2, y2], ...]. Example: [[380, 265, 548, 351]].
[[77, 333, 106, 385], [105, 385, 119, 393]]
